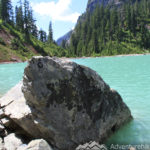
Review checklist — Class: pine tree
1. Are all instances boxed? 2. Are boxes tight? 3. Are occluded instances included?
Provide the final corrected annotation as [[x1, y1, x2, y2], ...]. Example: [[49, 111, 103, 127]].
[[61, 39, 66, 49], [24, 0, 30, 35], [48, 21, 53, 43], [131, 8, 137, 36], [28, 7, 36, 35], [0, 1, 1, 19], [9, 3, 14, 25], [92, 29, 99, 53], [70, 33, 78, 56], [32, 24, 38, 38], [39, 29, 47, 42], [1, 0, 13, 23], [111, 9, 119, 34], [15, 1, 24, 31], [140, 22, 150, 48], [126, 4, 132, 31]]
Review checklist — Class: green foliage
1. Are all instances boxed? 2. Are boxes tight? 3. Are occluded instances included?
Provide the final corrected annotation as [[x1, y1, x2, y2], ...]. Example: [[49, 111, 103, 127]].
[[39, 29, 47, 43], [15, 3, 24, 31], [69, 0, 150, 57], [0, 0, 13, 23], [48, 21, 53, 43], [0, 37, 5, 45], [0, 21, 67, 61], [11, 38, 28, 52], [0, 0, 67, 61]]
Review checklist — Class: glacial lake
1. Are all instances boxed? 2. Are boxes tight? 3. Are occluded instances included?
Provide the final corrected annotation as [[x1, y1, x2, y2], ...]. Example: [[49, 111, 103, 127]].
[[0, 55, 150, 147]]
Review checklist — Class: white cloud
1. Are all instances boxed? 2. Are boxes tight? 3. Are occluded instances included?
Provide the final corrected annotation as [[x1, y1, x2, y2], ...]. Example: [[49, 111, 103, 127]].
[[32, 0, 80, 23]]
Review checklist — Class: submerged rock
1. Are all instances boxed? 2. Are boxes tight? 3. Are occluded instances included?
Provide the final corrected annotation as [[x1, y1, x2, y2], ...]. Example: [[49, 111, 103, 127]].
[[0, 56, 132, 150]]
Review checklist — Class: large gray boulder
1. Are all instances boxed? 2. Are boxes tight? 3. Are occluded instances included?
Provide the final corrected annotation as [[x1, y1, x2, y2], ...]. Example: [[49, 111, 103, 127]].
[[0, 56, 132, 150]]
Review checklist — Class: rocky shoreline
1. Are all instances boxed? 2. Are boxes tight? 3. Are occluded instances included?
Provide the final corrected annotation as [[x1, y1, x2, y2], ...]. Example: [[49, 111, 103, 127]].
[[0, 53, 150, 64], [70, 53, 150, 60], [0, 56, 132, 150]]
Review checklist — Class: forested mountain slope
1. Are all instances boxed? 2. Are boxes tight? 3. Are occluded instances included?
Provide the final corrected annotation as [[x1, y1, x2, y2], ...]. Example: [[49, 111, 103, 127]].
[[68, 0, 150, 57]]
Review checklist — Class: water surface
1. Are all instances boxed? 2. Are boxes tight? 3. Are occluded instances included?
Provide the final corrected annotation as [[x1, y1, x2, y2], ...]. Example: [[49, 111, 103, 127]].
[[0, 62, 27, 96], [73, 55, 150, 146], [0, 55, 150, 147]]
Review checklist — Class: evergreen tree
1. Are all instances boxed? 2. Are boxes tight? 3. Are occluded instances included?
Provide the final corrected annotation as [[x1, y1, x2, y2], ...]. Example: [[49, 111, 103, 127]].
[[9, 3, 14, 25], [61, 39, 67, 49], [24, 0, 30, 35], [28, 7, 36, 35], [140, 22, 150, 48], [48, 21, 53, 43], [126, 4, 132, 31], [111, 9, 119, 34], [1, 0, 13, 23], [23, 0, 37, 38], [92, 29, 99, 53], [0, 1, 1, 19], [131, 8, 137, 36], [39, 29, 47, 42], [15, 1, 24, 31], [32, 24, 38, 38], [70, 33, 78, 56]]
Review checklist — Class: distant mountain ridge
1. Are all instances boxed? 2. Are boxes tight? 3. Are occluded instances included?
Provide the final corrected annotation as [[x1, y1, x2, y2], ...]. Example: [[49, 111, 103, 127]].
[[56, 30, 73, 46]]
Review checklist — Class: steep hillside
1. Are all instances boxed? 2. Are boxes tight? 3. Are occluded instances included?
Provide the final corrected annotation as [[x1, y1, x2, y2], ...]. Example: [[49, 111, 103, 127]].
[[57, 0, 131, 50], [0, 22, 67, 63], [68, 0, 150, 57]]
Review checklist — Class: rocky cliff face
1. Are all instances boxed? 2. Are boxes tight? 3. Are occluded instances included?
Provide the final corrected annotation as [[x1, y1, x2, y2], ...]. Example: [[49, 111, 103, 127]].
[[87, 0, 127, 12], [0, 56, 132, 150]]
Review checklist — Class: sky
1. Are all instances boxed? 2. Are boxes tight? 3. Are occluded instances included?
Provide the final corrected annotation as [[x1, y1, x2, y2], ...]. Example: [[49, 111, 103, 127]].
[[12, 0, 88, 40]]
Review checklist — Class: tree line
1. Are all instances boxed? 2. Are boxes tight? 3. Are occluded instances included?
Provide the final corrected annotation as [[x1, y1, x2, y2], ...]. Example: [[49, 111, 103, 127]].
[[69, 0, 150, 57], [0, 0, 54, 43]]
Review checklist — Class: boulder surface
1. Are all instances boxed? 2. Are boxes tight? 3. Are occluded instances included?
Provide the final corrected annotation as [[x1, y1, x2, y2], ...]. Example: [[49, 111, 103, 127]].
[[0, 56, 132, 150], [25, 139, 53, 150], [4, 133, 23, 150]]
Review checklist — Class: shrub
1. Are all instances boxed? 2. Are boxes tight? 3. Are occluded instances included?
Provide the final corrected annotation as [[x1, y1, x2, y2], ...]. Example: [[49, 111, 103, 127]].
[[0, 37, 6, 45]]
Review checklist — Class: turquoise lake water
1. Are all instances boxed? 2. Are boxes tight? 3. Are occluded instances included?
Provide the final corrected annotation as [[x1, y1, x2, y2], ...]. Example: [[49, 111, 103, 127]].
[[0, 55, 150, 147], [0, 62, 27, 97]]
